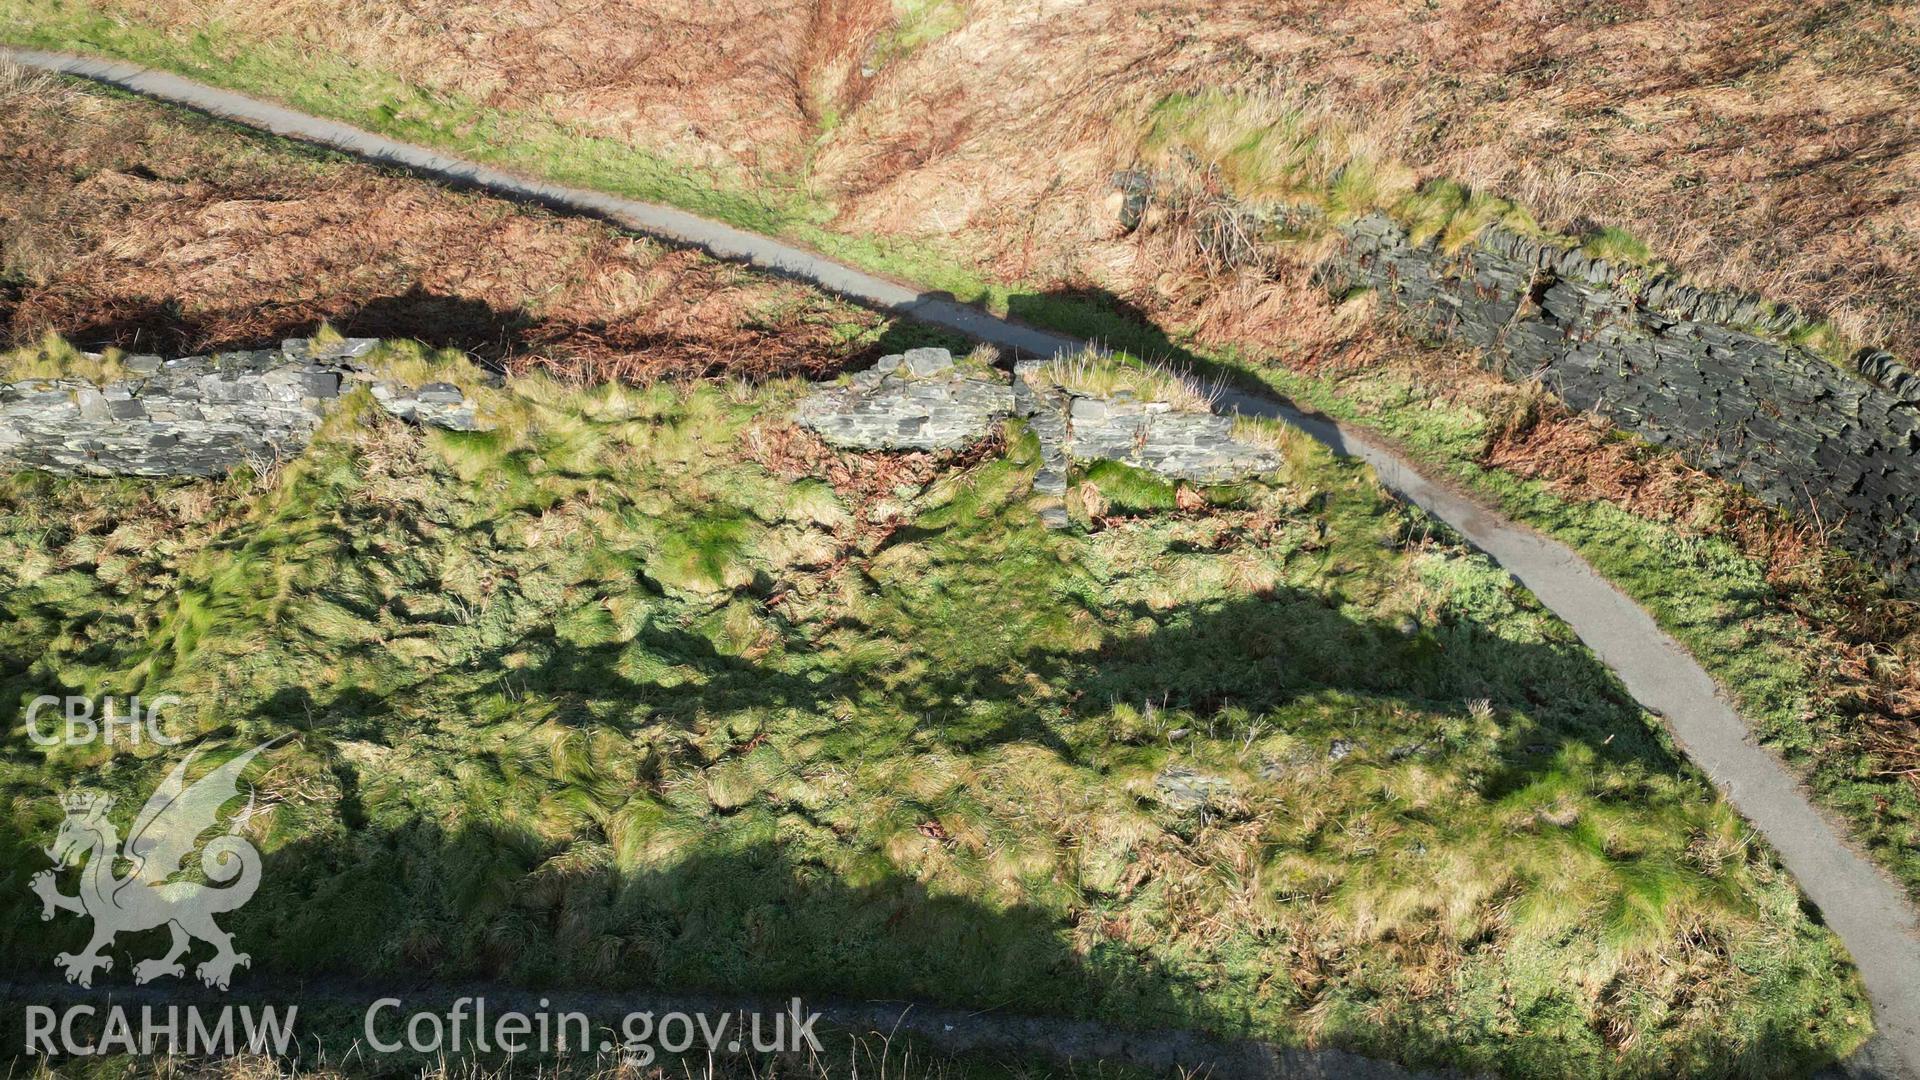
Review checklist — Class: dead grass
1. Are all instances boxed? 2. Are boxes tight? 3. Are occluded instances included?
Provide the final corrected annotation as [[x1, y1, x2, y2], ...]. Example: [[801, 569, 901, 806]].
[[1480, 393, 1920, 787], [0, 77, 887, 380], [1035, 348, 1223, 412], [32, 0, 1920, 356]]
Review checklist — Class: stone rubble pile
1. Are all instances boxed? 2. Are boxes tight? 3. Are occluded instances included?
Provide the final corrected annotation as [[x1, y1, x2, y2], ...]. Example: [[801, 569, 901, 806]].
[[0, 337, 487, 477], [794, 348, 1282, 525]]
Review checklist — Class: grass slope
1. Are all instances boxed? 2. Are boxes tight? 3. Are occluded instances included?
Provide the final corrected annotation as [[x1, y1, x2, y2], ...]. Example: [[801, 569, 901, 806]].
[[0, 341, 1871, 1077], [1, 32, 1912, 926]]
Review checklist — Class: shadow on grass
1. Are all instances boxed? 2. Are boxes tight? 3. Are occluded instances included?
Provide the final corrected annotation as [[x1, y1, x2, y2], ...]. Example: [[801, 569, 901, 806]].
[[0, 813, 1227, 1071], [0, 285, 1864, 1076], [34, 286, 967, 380]]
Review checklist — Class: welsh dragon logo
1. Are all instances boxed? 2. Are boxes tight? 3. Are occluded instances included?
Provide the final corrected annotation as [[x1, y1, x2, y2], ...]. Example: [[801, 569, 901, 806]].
[[31, 738, 282, 990]]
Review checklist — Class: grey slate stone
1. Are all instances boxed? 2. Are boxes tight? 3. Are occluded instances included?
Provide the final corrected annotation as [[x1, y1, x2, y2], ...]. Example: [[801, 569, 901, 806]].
[[0, 336, 490, 478], [297, 371, 343, 398], [792, 357, 1285, 509], [903, 347, 957, 376], [1154, 765, 1235, 812]]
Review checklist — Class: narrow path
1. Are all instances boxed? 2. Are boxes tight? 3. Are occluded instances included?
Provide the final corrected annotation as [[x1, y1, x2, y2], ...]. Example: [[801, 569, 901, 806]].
[[5, 46, 1917, 1077]]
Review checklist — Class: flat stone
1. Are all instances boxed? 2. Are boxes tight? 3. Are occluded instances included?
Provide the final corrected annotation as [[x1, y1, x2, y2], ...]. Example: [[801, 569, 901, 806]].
[[903, 347, 956, 376], [795, 369, 1015, 452], [1154, 765, 1235, 812], [74, 388, 110, 421], [297, 371, 343, 398], [1069, 397, 1110, 421]]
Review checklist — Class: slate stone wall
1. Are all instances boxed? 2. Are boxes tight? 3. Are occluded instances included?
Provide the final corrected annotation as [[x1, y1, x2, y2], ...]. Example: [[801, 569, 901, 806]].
[[0, 337, 486, 477], [795, 348, 1283, 528], [793, 348, 1017, 452], [1326, 213, 1920, 583]]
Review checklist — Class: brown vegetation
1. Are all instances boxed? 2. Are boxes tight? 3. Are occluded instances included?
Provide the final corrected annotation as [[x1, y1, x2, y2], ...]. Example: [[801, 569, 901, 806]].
[[0, 65, 888, 380], [61, 0, 1920, 355]]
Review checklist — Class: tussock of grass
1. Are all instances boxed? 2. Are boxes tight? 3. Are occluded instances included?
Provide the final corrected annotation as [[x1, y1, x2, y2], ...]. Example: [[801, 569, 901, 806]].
[[1143, 90, 1412, 214], [1790, 319, 1858, 369], [0, 348, 1870, 1076], [1581, 226, 1656, 268], [870, 0, 967, 68], [360, 338, 490, 394], [1394, 179, 1531, 254], [1074, 458, 1176, 516], [1034, 349, 1220, 412], [0, 330, 130, 383]]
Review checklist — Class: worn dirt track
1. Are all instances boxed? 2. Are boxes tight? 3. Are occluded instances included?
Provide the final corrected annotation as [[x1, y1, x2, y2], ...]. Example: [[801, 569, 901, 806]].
[[3, 46, 1916, 1079]]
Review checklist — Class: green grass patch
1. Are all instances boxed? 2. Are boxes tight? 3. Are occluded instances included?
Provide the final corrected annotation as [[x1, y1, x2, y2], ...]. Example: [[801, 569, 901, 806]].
[[1581, 225, 1655, 267], [0, 343, 1872, 1077], [1075, 458, 1176, 514], [870, 0, 968, 69], [1, 329, 130, 383], [1218, 347, 1920, 900]]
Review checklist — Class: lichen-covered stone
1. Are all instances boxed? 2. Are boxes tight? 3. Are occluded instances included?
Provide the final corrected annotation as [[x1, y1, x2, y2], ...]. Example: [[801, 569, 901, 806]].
[[1154, 765, 1236, 812]]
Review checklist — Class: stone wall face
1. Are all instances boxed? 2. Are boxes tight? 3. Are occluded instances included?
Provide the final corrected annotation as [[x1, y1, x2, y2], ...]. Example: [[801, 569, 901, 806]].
[[793, 348, 1017, 452], [795, 348, 1282, 527], [1329, 213, 1920, 582], [0, 338, 485, 477]]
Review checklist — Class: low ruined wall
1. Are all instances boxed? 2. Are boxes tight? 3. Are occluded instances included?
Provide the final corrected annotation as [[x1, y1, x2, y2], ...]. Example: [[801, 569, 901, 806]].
[[794, 348, 1282, 527], [1326, 213, 1920, 583], [0, 338, 484, 477]]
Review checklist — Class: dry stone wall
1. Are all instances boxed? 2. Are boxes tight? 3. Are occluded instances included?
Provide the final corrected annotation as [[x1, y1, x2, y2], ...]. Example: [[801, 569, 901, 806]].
[[793, 348, 1016, 451], [0, 337, 485, 477], [795, 349, 1281, 527], [1323, 213, 1920, 583]]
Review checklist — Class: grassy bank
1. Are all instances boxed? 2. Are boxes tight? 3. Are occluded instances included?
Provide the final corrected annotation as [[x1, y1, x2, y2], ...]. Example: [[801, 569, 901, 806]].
[[2, 0, 1917, 1001], [1240, 354, 1920, 896], [0, 340, 1873, 1076], [1025, 289, 1920, 901]]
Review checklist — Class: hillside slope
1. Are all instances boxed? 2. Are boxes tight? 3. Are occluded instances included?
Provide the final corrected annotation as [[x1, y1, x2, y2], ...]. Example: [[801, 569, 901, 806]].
[[8, 0, 1914, 356]]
